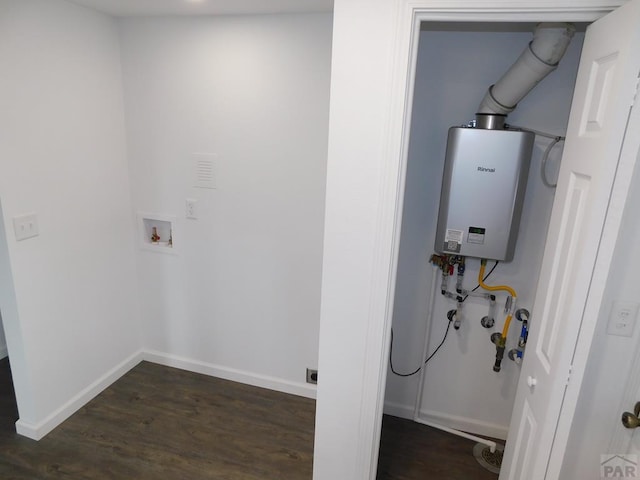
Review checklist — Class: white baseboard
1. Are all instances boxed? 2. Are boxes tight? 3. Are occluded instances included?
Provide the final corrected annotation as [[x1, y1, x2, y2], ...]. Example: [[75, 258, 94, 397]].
[[15, 351, 144, 440], [0, 343, 7, 360], [142, 350, 317, 400], [383, 400, 415, 419], [417, 409, 508, 440], [14, 349, 316, 441], [383, 401, 508, 440]]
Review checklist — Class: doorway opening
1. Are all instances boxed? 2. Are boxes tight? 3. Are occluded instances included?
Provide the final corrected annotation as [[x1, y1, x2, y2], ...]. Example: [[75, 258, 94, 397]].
[[378, 20, 587, 479], [0, 200, 19, 438], [0, 351, 18, 442]]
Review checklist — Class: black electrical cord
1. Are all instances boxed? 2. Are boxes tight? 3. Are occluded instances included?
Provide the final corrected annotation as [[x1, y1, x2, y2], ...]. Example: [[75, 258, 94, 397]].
[[390, 320, 453, 377], [390, 260, 499, 377], [462, 260, 499, 302]]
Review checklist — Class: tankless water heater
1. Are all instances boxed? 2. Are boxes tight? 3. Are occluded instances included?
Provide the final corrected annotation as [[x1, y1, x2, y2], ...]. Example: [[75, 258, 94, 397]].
[[434, 126, 534, 262]]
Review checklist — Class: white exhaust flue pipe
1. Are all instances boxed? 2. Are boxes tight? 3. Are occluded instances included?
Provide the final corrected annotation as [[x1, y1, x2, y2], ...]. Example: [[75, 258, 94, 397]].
[[477, 23, 576, 116]]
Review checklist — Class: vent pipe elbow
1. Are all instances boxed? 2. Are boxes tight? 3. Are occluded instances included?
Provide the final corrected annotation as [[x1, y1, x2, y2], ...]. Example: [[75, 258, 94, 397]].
[[477, 23, 576, 117]]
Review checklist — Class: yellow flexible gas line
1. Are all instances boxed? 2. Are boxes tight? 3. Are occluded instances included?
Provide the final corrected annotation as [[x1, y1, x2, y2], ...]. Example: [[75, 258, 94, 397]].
[[478, 259, 518, 372], [478, 259, 517, 340], [478, 259, 517, 299], [501, 314, 513, 340]]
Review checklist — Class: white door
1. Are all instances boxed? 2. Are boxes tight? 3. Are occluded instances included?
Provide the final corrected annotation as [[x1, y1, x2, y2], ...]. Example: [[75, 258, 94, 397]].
[[500, 2, 640, 479], [629, 400, 640, 472], [632, 418, 640, 466], [622, 406, 640, 478], [605, 381, 640, 479], [606, 342, 640, 477], [623, 388, 640, 460]]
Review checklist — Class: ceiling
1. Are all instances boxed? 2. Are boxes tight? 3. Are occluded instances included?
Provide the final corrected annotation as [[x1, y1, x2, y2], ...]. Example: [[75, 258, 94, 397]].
[[68, 0, 334, 17]]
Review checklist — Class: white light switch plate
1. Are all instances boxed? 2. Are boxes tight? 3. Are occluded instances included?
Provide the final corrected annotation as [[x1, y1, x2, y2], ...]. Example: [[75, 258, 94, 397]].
[[607, 301, 639, 337], [13, 213, 39, 241]]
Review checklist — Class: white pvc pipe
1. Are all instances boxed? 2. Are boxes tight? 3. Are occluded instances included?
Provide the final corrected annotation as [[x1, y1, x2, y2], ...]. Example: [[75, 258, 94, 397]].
[[412, 267, 499, 454], [478, 23, 575, 115], [413, 266, 439, 419], [413, 417, 498, 454]]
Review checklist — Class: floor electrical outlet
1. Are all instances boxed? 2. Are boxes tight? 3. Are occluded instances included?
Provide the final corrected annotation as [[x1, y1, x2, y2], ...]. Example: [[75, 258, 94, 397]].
[[306, 368, 318, 384]]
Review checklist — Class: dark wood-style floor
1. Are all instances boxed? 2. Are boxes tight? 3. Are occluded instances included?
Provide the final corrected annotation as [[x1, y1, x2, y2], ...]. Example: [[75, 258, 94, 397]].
[[0, 359, 315, 479], [0, 358, 497, 479], [377, 416, 498, 480]]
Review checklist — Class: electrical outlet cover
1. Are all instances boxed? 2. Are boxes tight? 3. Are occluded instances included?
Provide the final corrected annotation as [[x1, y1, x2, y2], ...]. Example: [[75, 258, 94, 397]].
[[185, 198, 197, 219], [13, 214, 39, 241], [607, 301, 639, 337]]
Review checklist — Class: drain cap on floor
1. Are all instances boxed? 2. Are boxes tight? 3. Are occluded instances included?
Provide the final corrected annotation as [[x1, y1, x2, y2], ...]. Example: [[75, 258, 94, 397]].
[[473, 442, 504, 474]]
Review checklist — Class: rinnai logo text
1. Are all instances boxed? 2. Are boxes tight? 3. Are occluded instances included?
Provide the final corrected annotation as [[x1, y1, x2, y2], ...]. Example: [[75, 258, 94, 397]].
[[477, 166, 496, 173]]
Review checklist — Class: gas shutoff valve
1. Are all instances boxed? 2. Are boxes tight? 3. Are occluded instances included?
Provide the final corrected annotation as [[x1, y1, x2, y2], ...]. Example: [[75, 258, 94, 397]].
[[508, 308, 530, 364]]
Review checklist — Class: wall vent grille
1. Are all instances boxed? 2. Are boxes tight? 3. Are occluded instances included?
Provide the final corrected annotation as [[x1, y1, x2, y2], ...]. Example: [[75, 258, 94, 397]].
[[193, 153, 217, 189]]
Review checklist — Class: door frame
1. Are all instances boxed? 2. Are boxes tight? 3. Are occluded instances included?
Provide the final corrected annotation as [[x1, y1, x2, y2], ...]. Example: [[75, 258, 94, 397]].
[[357, 1, 627, 478], [0, 198, 33, 423]]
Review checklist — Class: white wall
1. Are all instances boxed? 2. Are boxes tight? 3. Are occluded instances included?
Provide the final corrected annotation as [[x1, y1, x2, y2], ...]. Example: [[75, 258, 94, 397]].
[[384, 27, 584, 438], [119, 14, 331, 395], [560, 151, 640, 478], [313, 0, 399, 477], [0, 0, 140, 433], [0, 207, 6, 359], [0, 313, 7, 359], [0, 200, 22, 373]]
